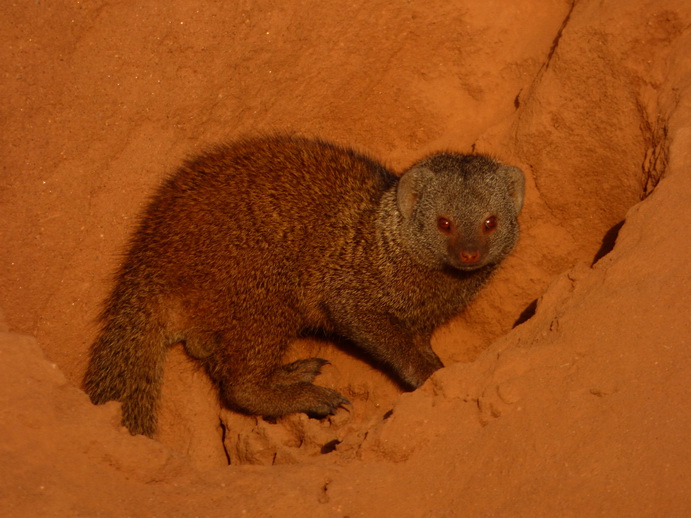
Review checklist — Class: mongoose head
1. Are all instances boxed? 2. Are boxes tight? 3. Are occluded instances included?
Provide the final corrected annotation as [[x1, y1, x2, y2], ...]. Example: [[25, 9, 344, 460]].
[[396, 153, 525, 271]]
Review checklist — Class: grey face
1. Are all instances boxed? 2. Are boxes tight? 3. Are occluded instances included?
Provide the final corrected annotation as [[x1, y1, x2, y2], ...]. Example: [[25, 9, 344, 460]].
[[397, 154, 524, 271]]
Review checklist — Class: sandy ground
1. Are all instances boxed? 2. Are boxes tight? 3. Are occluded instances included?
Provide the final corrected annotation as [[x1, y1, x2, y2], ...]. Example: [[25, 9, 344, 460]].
[[1, 0, 690, 516]]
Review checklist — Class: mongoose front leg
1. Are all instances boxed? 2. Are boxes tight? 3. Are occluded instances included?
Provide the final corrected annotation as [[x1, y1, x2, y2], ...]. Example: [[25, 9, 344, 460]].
[[388, 332, 444, 389], [335, 313, 443, 390]]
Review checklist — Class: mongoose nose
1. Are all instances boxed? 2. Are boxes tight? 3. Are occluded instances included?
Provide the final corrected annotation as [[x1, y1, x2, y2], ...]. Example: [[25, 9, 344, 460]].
[[460, 250, 481, 263]]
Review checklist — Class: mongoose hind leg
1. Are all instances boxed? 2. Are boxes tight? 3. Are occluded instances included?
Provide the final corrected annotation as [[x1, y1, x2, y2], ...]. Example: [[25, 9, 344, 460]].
[[274, 358, 331, 384], [221, 379, 349, 419], [205, 331, 348, 419]]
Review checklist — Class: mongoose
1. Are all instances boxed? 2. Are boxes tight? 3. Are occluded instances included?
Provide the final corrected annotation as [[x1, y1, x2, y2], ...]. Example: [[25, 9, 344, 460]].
[[83, 135, 525, 437]]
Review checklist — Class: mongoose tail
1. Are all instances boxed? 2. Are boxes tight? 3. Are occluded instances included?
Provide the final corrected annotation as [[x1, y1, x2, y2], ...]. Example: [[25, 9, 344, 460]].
[[84, 285, 168, 437]]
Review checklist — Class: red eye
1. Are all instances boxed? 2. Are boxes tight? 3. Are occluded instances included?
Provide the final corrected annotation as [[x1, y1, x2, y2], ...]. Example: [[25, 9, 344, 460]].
[[437, 217, 452, 233], [484, 216, 497, 232]]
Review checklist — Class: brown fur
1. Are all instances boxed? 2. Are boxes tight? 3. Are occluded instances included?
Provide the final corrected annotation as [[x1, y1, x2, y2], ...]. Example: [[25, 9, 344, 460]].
[[83, 135, 525, 437]]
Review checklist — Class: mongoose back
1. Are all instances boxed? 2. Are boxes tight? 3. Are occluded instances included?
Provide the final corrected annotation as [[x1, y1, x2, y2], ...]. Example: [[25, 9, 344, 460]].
[[84, 135, 525, 437]]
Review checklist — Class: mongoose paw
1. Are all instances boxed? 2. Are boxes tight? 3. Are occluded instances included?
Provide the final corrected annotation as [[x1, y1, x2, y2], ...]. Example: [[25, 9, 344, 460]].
[[399, 356, 444, 391], [276, 358, 331, 384], [305, 386, 351, 419]]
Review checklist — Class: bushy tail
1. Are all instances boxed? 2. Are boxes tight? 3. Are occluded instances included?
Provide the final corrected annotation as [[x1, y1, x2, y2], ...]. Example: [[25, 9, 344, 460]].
[[83, 291, 168, 437]]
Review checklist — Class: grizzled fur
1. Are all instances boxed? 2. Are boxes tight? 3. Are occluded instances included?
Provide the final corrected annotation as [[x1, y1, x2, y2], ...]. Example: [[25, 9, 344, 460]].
[[83, 135, 525, 437]]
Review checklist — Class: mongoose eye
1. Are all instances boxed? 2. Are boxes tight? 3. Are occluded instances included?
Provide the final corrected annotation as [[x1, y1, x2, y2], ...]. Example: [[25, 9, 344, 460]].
[[437, 217, 452, 233], [483, 216, 498, 232]]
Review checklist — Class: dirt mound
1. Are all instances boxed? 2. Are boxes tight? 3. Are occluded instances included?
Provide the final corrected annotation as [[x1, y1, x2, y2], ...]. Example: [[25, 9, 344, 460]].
[[1, 0, 690, 516]]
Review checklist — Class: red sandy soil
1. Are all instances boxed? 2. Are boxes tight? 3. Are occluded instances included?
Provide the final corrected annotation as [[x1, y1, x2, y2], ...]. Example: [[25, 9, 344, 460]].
[[1, 0, 690, 516]]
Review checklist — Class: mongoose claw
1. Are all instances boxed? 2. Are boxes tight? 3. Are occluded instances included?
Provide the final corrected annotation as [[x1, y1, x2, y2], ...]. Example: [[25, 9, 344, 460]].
[[305, 387, 351, 418], [336, 397, 352, 413]]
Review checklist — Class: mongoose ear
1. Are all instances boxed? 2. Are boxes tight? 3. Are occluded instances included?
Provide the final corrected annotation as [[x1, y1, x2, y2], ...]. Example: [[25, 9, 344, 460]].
[[497, 165, 525, 213], [397, 166, 433, 218]]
